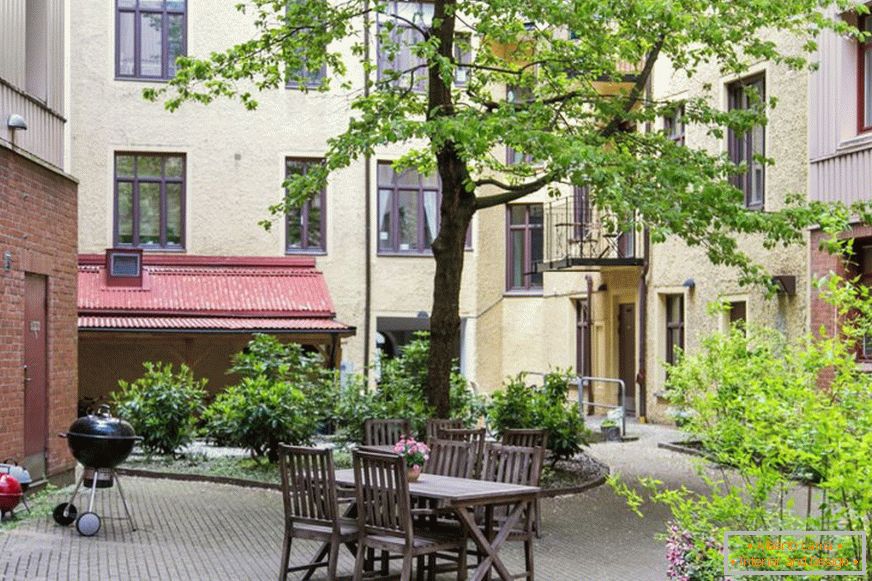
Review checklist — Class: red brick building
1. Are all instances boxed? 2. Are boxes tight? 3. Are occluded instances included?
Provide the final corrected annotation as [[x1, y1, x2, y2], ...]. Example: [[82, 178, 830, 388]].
[[1, 2, 78, 483]]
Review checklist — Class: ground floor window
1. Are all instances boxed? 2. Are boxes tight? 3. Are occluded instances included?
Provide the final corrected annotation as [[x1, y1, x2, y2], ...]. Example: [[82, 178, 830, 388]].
[[665, 294, 684, 365]]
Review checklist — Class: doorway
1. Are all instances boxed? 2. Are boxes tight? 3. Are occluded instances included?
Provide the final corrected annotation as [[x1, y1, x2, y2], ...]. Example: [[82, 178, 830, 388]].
[[618, 303, 636, 416], [24, 274, 48, 480]]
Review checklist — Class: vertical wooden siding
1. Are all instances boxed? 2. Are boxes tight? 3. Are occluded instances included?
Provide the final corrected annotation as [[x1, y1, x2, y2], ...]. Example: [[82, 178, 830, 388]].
[[0, 0, 65, 167], [809, 10, 872, 205]]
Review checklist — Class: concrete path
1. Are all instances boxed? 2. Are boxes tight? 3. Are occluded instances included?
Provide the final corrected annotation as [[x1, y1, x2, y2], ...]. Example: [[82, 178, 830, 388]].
[[0, 422, 705, 581]]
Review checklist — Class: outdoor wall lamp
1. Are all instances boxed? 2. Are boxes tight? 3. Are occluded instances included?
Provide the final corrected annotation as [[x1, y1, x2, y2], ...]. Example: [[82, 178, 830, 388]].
[[7, 114, 27, 131], [682, 278, 696, 291]]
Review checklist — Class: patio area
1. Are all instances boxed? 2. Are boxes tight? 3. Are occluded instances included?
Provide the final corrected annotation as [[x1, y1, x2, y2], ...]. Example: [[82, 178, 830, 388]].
[[0, 422, 700, 581]]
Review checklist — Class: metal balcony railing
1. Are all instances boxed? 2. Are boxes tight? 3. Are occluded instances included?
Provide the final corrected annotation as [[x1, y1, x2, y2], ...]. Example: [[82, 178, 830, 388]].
[[537, 194, 644, 272]]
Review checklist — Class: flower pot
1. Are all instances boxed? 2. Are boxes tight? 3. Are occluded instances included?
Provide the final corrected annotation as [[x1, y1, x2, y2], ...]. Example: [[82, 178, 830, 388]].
[[601, 426, 622, 442], [407, 465, 422, 482]]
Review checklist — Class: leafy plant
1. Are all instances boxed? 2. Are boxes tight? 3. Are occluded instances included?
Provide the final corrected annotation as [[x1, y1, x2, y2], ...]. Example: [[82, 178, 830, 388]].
[[202, 376, 317, 462], [488, 370, 589, 462], [112, 362, 207, 455], [600, 419, 618, 429]]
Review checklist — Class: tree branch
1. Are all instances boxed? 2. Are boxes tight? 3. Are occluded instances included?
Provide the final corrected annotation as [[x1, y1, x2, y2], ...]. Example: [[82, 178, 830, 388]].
[[474, 173, 557, 209], [600, 34, 666, 138]]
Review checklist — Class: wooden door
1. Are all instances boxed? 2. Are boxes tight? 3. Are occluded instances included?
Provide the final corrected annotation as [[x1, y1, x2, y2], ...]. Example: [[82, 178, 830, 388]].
[[618, 303, 636, 416], [24, 274, 48, 479]]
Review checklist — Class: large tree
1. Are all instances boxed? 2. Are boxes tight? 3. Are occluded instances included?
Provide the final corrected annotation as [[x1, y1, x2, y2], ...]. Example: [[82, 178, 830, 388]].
[[149, 0, 861, 416]]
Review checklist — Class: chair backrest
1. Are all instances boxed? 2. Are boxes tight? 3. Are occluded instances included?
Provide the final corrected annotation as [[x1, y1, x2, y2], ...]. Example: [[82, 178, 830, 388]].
[[501, 428, 549, 451], [437, 427, 486, 478], [425, 418, 463, 442], [482, 443, 545, 487], [364, 418, 412, 447], [352, 449, 413, 543], [278, 444, 339, 529], [423, 438, 476, 479]]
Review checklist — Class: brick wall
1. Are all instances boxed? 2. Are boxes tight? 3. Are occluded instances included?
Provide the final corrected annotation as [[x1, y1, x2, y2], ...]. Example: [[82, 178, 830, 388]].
[[0, 146, 77, 480]]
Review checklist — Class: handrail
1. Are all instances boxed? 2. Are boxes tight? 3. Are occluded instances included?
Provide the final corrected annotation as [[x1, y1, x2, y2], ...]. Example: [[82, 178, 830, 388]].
[[519, 371, 626, 436]]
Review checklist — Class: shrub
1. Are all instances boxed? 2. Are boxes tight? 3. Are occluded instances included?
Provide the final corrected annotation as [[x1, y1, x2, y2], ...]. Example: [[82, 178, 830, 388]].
[[487, 370, 589, 461], [202, 376, 317, 462], [334, 332, 485, 443], [112, 362, 207, 455]]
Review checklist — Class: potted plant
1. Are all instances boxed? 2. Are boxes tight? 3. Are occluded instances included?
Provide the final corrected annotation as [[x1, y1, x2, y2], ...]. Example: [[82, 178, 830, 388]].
[[600, 419, 622, 442], [392, 436, 430, 482]]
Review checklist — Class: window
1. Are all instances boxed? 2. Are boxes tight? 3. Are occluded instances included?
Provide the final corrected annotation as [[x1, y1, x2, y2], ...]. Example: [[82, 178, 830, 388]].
[[728, 301, 747, 326], [665, 294, 684, 365], [116, 0, 186, 80], [25, 0, 48, 102], [506, 85, 534, 164], [860, 15, 872, 132], [454, 34, 471, 85], [114, 153, 185, 249], [727, 76, 765, 209], [285, 159, 326, 253], [286, 63, 325, 89], [377, 162, 440, 254], [506, 204, 544, 291], [663, 105, 685, 146], [377, 1, 433, 92]]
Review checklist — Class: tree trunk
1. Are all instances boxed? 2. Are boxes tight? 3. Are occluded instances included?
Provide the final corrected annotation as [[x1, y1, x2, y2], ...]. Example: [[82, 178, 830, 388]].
[[427, 176, 473, 417]]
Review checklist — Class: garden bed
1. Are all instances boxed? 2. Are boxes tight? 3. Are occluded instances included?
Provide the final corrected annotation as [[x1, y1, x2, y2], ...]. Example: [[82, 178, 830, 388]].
[[118, 443, 608, 496]]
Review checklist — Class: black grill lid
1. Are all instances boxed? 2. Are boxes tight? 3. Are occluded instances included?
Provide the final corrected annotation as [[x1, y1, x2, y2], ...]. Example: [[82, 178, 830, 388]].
[[68, 405, 136, 439]]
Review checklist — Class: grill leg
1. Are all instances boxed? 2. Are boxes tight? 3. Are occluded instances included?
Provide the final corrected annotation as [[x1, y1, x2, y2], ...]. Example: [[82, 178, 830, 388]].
[[113, 471, 136, 532], [86, 470, 99, 513], [64, 472, 86, 518]]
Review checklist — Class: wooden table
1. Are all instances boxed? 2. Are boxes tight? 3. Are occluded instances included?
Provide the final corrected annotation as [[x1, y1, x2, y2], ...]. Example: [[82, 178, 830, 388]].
[[334, 469, 540, 581]]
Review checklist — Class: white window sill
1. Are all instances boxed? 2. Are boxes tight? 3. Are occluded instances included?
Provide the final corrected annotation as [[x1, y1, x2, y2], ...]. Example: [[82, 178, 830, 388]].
[[835, 132, 872, 156]]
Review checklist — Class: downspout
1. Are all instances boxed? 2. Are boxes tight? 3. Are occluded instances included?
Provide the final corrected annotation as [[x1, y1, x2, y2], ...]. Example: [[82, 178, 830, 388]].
[[585, 274, 594, 415], [636, 73, 654, 422], [362, 0, 373, 379]]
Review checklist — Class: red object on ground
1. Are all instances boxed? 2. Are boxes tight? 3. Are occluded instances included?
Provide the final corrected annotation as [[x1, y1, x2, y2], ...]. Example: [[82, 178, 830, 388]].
[[0, 474, 23, 512]]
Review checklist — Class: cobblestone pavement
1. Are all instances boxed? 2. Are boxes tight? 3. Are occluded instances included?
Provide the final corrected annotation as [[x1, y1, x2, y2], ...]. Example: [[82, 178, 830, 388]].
[[1, 422, 704, 581]]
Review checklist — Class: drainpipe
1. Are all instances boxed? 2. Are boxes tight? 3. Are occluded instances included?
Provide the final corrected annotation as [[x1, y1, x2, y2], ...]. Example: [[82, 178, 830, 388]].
[[637, 227, 650, 423], [362, 1, 373, 379], [585, 274, 594, 415]]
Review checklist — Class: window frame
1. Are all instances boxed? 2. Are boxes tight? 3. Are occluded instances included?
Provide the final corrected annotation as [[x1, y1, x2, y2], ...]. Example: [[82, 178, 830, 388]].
[[506, 85, 534, 165], [505, 204, 544, 293], [285, 158, 327, 254], [665, 294, 685, 366], [663, 105, 685, 146], [115, 0, 187, 81], [858, 14, 872, 133], [113, 152, 186, 250], [376, 162, 442, 255], [376, 0, 433, 93], [727, 75, 766, 210]]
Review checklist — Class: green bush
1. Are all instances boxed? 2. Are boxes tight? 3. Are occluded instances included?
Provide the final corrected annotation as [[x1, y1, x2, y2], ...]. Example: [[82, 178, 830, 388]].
[[203, 376, 317, 462], [203, 335, 338, 461], [487, 370, 589, 461], [333, 332, 486, 443], [112, 362, 207, 455]]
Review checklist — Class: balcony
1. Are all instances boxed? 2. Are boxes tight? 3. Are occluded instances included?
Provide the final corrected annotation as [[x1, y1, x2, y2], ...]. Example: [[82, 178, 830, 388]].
[[537, 194, 644, 272]]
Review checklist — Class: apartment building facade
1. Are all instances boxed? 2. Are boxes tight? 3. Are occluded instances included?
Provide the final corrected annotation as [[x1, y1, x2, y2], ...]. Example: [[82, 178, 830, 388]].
[[1, 0, 78, 482]]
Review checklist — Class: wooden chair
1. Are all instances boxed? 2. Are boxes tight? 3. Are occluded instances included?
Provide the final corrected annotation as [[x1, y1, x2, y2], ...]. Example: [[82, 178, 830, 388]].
[[500, 428, 549, 450], [364, 418, 412, 447], [424, 439, 476, 479], [425, 418, 463, 442], [436, 428, 486, 479], [499, 430, 548, 537], [478, 443, 544, 581], [278, 445, 357, 581], [352, 449, 468, 581]]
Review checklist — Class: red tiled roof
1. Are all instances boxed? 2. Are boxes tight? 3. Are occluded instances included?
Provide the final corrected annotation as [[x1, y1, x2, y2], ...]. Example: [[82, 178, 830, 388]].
[[77, 254, 354, 334], [79, 316, 352, 333]]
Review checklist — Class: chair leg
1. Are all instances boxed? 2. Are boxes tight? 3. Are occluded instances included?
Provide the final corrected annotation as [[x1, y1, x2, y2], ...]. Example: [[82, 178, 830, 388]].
[[534, 499, 542, 539], [457, 541, 468, 581], [278, 529, 292, 581], [427, 554, 437, 581], [353, 542, 367, 581], [400, 554, 414, 581], [416, 555, 425, 581], [524, 537, 535, 581], [380, 550, 389, 575]]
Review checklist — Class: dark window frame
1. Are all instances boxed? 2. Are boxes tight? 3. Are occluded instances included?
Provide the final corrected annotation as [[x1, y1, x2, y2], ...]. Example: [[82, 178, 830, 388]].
[[506, 84, 534, 165], [376, 0, 433, 93], [858, 14, 872, 133], [376, 162, 441, 255], [727, 75, 766, 210], [665, 294, 685, 366], [113, 152, 186, 250], [115, 0, 187, 81], [506, 204, 544, 293], [285, 158, 327, 254], [663, 105, 685, 146]]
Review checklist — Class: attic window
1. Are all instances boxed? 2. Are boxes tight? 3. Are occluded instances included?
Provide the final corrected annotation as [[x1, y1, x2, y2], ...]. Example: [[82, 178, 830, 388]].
[[106, 248, 143, 287]]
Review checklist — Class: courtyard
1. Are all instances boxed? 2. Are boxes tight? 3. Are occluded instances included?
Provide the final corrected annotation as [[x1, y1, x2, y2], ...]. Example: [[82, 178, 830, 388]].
[[1, 423, 697, 581]]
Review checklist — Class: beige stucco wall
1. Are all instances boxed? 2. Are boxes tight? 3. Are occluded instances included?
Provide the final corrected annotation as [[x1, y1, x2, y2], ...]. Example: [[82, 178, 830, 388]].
[[644, 34, 810, 422]]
